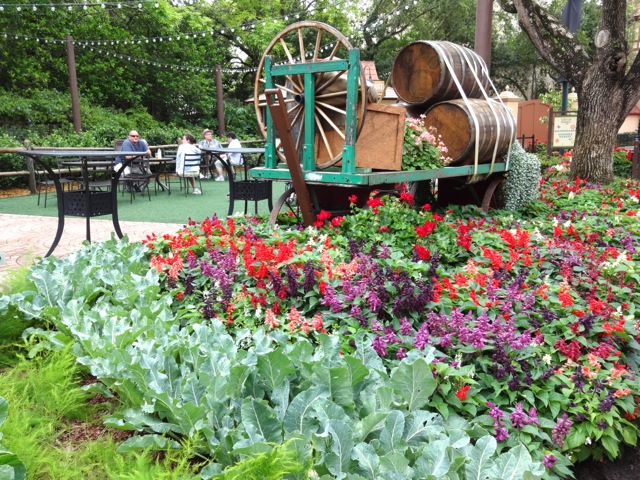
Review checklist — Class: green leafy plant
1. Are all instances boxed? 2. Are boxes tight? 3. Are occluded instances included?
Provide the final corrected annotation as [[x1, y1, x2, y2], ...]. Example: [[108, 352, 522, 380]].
[[0, 396, 26, 480]]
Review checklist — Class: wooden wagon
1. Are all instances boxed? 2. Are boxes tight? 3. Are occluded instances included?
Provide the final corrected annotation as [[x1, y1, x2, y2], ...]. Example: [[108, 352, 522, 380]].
[[249, 22, 515, 225]]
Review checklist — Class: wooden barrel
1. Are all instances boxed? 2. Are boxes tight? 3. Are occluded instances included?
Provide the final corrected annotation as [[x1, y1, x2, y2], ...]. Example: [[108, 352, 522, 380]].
[[422, 98, 516, 166], [392, 41, 491, 108]]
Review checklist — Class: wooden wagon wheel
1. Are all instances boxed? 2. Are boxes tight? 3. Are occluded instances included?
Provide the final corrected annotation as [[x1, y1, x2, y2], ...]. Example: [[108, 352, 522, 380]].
[[269, 186, 304, 225], [480, 176, 506, 212], [254, 21, 368, 170]]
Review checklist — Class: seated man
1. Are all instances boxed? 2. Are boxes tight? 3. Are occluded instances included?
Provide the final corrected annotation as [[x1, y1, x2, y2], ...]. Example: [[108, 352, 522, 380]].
[[115, 130, 152, 192], [214, 131, 243, 181]]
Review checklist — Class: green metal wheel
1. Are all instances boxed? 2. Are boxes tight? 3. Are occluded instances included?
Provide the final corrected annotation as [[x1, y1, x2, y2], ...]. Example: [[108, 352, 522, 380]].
[[254, 21, 368, 169]]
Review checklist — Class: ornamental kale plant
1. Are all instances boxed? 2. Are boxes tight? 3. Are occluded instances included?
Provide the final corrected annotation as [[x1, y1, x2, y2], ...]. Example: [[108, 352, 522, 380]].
[[3, 173, 640, 479]]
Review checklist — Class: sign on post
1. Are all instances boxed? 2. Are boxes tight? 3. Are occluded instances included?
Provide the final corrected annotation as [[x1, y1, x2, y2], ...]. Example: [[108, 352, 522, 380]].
[[552, 114, 577, 148]]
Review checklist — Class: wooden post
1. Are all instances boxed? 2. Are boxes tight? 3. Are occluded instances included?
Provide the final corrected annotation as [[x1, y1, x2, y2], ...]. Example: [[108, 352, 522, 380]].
[[66, 35, 82, 133], [633, 119, 640, 180], [216, 65, 225, 137], [24, 140, 36, 194], [474, 0, 493, 73]]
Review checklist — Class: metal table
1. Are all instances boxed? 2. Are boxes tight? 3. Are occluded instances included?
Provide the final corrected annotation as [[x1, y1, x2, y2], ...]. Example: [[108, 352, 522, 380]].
[[201, 147, 272, 216], [15, 150, 147, 257]]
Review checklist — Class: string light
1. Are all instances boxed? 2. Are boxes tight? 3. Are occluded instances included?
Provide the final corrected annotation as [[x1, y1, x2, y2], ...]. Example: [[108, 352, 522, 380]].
[[0, 0, 163, 11]]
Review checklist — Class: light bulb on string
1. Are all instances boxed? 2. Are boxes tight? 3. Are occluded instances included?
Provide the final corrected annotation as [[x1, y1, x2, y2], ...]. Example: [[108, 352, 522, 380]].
[[16, 6, 21, 11], [32, 5, 37, 11]]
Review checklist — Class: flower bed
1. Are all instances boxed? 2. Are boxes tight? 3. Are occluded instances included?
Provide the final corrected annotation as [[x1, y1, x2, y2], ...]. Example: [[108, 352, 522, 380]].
[[4, 174, 640, 478]]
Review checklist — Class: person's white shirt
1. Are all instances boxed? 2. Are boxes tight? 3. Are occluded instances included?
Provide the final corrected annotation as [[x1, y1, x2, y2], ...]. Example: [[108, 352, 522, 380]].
[[175, 143, 201, 176], [227, 138, 243, 166]]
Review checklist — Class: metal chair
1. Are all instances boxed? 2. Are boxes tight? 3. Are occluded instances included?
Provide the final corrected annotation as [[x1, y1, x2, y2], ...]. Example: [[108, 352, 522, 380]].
[[179, 153, 204, 195], [36, 158, 77, 207], [114, 139, 152, 202]]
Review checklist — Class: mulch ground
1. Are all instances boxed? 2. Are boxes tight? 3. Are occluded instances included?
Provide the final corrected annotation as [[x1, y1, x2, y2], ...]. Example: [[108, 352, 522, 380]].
[[0, 187, 31, 198]]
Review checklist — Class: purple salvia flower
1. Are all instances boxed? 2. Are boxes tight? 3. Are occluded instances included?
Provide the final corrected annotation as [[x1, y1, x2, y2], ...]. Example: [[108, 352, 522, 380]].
[[322, 285, 344, 313], [598, 390, 616, 413], [621, 233, 637, 254], [367, 290, 383, 312], [551, 414, 572, 447], [396, 347, 407, 360], [510, 403, 528, 428], [184, 274, 195, 295], [399, 317, 413, 336], [542, 455, 556, 469], [200, 261, 216, 278], [383, 325, 402, 344], [285, 265, 301, 298], [302, 261, 318, 293], [494, 426, 510, 441], [372, 336, 387, 357], [414, 323, 430, 350]]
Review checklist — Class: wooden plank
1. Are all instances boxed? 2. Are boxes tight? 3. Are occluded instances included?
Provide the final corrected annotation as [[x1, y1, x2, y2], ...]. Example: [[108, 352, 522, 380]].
[[315, 103, 406, 171]]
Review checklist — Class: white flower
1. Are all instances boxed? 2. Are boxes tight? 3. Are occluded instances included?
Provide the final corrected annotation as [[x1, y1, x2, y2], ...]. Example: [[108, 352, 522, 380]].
[[543, 354, 552, 365], [552, 217, 559, 227], [585, 437, 592, 445], [568, 191, 575, 199], [563, 220, 572, 228]]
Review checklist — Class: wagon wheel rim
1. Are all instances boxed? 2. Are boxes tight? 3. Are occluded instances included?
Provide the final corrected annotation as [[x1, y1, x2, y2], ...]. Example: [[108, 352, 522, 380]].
[[254, 21, 368, 170], [481, 176, 506, 212], [269, 186, 304, 225]]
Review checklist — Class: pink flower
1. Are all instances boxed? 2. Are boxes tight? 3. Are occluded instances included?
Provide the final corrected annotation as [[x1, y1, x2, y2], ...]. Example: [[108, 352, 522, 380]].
[[265, 308, 280, 330]]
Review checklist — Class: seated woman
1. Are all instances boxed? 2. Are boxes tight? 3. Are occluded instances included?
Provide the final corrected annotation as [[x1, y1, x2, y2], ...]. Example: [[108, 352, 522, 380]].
[[214, 131, 243, 181], [175, 133, 202, 195]]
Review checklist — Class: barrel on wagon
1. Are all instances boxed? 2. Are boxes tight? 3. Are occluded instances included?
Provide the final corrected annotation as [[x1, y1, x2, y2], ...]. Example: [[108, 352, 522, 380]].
[[392, 40, 491, 110], [422, 98, 516, 166]]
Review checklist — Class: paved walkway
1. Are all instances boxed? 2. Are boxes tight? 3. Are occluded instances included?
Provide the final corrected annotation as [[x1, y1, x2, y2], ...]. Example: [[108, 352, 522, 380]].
[[0, 214, 183, 280]]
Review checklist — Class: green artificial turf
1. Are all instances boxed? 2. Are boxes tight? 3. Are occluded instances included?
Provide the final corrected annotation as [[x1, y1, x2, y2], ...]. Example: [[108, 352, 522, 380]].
[[0, 178, 286, 224]]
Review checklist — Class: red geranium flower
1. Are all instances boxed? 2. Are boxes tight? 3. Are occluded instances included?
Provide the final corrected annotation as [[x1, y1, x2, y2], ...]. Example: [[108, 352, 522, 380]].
[[367, 197, 384, 208]]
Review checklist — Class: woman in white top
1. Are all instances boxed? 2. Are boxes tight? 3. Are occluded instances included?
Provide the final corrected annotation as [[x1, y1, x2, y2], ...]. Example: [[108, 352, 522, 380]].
[[175, 133, 202, 194], [214, 131, 243, 181]]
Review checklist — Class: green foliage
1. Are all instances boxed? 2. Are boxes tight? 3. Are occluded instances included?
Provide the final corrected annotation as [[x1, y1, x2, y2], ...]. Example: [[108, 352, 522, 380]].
[[504, 142, 541, 210], [0, 265, 39, 345], [214, 439, 310, 479], [0, 396, 26, 480], [613, 148, 632, 178]]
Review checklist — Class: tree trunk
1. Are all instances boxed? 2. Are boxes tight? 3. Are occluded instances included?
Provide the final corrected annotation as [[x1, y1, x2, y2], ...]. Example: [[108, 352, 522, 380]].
[[570, 74, 626, 184]]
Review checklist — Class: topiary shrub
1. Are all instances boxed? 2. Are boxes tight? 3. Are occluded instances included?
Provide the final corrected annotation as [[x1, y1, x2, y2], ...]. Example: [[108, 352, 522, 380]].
[[504, 142, 541, 210]]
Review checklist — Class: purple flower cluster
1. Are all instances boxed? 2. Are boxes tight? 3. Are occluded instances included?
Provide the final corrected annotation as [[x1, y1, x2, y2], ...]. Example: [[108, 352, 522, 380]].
[[509, 403, 539, 428], [551, 414, 572, 447], [542, 454, 557, 469], [487, 402, 510, 441]]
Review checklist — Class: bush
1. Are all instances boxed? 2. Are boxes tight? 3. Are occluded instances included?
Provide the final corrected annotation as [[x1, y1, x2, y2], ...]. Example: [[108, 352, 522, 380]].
[[504, 142, 541, 210], [613, 148, 633, 178]]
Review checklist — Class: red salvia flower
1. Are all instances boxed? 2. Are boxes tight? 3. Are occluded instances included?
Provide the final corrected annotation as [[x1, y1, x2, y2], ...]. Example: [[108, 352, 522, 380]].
[[456, 385, 471, 400]]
